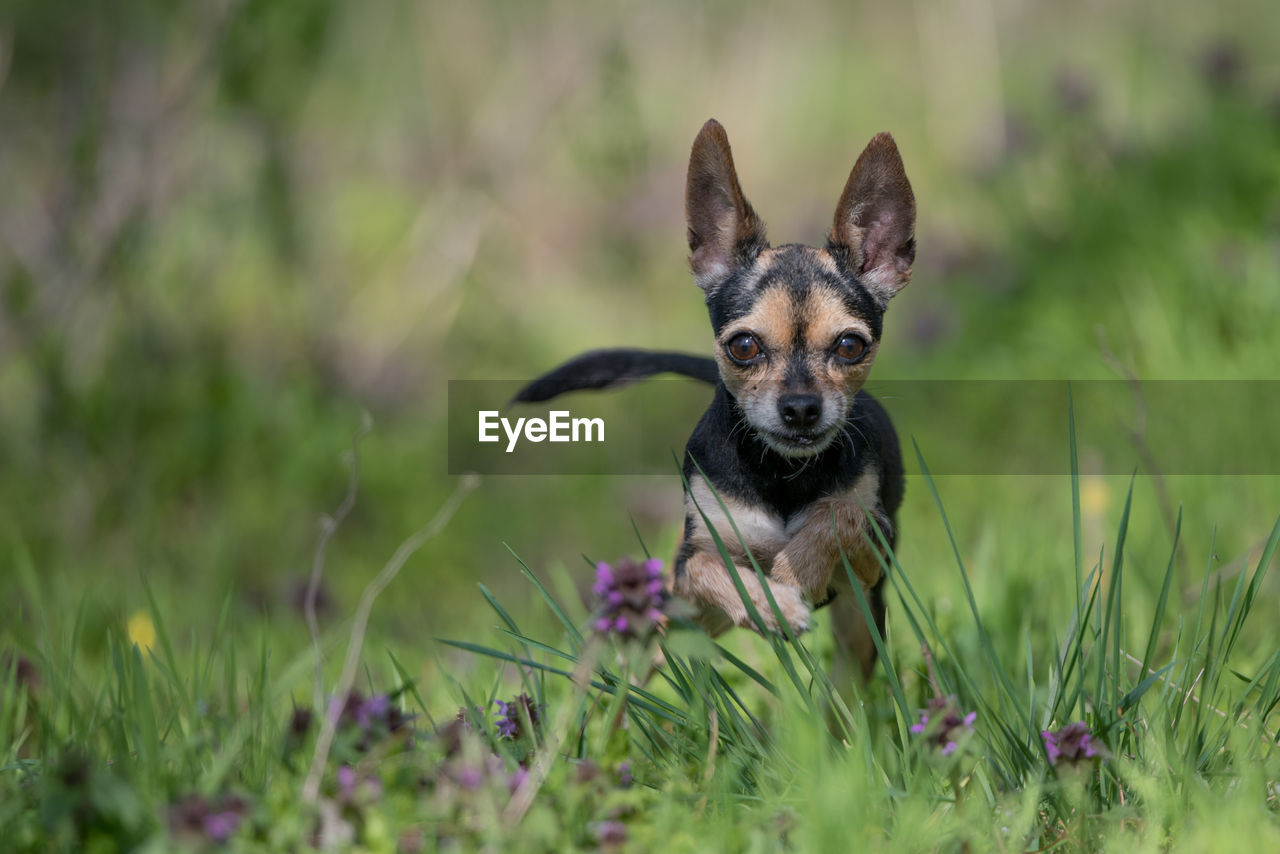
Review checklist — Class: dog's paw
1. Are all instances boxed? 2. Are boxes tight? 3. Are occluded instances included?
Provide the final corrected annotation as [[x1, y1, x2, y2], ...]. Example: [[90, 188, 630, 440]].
[[740, 582, 811, 636]]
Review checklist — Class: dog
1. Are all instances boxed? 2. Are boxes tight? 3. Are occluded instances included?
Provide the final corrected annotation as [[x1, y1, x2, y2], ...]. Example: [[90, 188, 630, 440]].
[[515, 119, 913, 681]]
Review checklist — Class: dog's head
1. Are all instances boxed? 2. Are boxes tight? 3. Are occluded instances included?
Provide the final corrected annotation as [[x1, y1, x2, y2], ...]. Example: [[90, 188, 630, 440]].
[[685, 119, 916, 458]]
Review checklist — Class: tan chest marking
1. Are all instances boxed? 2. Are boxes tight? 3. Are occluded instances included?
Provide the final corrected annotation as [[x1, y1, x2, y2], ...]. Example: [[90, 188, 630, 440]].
[[685, 474, 789, 562], [685, 468, 882, 568]]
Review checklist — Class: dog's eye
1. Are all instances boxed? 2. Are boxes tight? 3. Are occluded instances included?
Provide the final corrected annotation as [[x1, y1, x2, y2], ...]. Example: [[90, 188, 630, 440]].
[[726, 333, 761, 364], [834, 333, 869, 364]]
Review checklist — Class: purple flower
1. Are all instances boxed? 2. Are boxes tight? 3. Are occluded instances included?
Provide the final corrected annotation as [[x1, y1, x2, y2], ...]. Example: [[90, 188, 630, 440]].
[[507, 765, 530, 793], [493, 693, 541, 741], [450, 754, 518, 791], [202, 810, 242, 843], [334, 764, 382, 804], [1042, 721, 1098, 765], [911, 695, 977, 755], [592, 557, 671, 640], [593, 820, 628, 846], [617, 760, 633, 787], [329, 690, 411, 750], [337, 765, 357, 792], [356, 694, 391, 729], [169, 793, 248, 844], [456, 766, 484, 790]]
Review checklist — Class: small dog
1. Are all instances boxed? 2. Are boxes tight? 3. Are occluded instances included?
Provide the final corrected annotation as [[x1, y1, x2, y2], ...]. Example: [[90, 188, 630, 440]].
[[516, 119, 914, 680]]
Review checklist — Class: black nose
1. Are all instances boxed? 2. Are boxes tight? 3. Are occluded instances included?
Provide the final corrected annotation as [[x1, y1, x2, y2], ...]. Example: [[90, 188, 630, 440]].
[[778, 394, 822, 429]]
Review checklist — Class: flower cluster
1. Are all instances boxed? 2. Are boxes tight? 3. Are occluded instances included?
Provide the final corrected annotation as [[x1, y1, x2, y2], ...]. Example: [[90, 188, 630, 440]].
[[910, 695, 977, 756], [592, 557, 669, 639], [330, 690, 412, 750], [442, 751, 529, 794], [593, 819, 628, 848], [423, 713, 641, 851], [169, 793, 249, 844], [335, 765, 382, 806], [494, 693, 541, 741], [1041, 721, 1098, 765]]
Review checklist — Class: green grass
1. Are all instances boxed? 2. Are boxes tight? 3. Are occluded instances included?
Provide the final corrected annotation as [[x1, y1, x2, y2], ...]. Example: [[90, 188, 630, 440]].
[[3, 0, 1280, 849], [3, 420, 1278, 850]]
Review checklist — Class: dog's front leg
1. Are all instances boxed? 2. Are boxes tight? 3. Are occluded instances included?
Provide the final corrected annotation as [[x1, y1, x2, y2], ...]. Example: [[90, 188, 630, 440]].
[[771, 497, 891, 681], [674, 549, 811, 636], [769, 495, 888, 600]]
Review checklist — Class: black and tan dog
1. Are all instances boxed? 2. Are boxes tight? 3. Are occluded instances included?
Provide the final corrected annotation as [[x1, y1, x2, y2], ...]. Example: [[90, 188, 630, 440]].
[[516, 119, 914, 681]]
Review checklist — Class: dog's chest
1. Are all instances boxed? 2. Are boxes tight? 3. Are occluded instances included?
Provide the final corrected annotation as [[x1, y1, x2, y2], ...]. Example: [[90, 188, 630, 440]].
[[685, 467, 883, 564], [686, 474, 810, 559]]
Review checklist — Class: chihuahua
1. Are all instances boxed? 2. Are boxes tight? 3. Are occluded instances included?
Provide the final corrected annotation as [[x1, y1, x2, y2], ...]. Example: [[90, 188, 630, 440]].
[[515, 119, 914, 680]]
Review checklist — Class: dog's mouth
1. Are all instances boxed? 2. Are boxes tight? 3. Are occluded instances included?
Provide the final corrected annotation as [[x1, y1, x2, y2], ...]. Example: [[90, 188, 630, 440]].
[[757, 425, 840, 458]]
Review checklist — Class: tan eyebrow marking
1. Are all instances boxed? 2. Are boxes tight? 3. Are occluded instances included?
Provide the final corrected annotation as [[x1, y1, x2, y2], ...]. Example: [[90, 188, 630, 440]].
[[804, 286, 872, 350], [723, 285, 797, 354]]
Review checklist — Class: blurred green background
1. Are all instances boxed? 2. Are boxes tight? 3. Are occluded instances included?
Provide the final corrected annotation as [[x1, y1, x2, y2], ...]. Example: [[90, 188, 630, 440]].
[[2, 0, 1278, 682]]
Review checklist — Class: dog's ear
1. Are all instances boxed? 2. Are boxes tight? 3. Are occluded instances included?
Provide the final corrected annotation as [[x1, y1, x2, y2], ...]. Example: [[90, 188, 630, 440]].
[[829, 132, 916, 306], [686, 119, 767, 292]]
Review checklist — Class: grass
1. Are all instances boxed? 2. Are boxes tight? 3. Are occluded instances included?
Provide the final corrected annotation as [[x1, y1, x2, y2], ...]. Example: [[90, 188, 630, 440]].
[[3, 410, 1278, 850], [4, 1, 1280, 849]]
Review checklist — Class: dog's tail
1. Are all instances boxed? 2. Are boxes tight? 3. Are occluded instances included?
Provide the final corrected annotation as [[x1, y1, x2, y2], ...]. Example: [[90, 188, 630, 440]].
[[513, 349, 718, 403]]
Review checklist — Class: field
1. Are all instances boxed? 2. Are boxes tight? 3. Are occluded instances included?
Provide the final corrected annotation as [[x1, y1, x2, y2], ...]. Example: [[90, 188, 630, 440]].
[[2, 1, 1280, 850]]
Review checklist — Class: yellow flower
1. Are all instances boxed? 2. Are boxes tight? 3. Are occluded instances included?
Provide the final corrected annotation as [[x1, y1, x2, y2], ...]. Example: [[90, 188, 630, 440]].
[[1081, 476, 1111, 516], [127, 612, 157, 653]]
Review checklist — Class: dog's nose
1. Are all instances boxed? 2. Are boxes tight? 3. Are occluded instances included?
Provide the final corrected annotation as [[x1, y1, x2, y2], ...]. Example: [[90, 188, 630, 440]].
[[778, 394, 822, 429]]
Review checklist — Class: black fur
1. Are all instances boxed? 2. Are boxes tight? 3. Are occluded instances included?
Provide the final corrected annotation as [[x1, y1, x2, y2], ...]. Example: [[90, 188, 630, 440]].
[[512, 349, 720, 403]]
